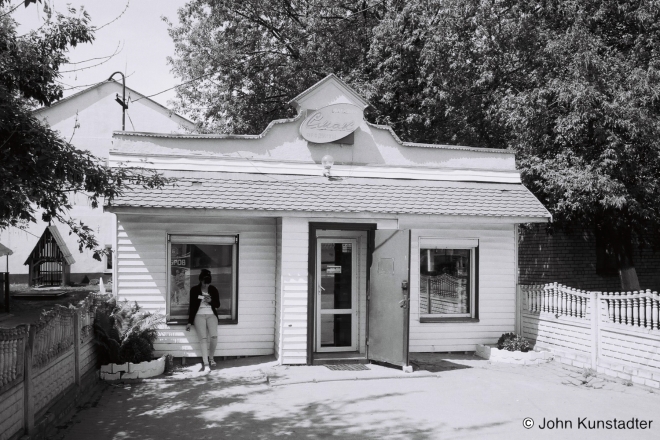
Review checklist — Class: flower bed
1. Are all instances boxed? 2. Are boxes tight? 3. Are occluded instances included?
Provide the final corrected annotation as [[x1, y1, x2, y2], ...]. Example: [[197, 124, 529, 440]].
[[476, 344, 554, 365], [100, 355, 166, 380]]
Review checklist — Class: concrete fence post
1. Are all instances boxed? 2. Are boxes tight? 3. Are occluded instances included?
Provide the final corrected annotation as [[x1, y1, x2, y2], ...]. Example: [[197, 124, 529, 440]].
[[590, 291, 599, 370], [73, 309, 81, 387], [23, 325, 36, 435]]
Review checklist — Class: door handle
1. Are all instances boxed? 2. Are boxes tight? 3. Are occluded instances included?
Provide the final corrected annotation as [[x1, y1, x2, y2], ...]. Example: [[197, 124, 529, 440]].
[[399, 295, 409, 309], [318, 284, 325, 295]]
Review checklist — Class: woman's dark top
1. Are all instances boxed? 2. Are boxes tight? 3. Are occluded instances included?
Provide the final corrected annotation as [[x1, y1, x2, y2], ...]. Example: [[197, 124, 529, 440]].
[[188, 284, 221, 324]]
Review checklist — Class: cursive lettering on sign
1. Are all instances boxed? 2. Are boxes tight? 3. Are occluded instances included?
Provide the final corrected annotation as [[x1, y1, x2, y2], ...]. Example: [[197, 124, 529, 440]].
[[300, 103, 363, 143]]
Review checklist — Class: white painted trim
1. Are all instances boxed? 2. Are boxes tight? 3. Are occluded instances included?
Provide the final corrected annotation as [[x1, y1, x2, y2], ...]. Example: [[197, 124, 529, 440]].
[[109, 153, 521, 184], [418, 237, 477, 319], [107, 208, 550, 223]]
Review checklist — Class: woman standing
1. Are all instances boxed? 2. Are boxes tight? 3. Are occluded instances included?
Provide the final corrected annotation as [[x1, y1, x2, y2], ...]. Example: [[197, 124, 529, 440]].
[[186, 269, 220, 371]]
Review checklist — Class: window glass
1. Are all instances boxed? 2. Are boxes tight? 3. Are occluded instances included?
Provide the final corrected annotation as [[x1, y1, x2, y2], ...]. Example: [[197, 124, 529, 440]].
[[420, 248, 471, 315], [105, 246, 113, 271], [169, 239, 236, 320]]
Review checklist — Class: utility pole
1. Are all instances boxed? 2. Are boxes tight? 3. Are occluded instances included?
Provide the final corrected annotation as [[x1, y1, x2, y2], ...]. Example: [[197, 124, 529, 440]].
[[108, 71, 129, 130]]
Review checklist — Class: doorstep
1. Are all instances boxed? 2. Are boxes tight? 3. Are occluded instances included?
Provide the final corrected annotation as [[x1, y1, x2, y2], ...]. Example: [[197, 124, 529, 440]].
[[312, 352, 369, 365], [263, 363, 437, 387]]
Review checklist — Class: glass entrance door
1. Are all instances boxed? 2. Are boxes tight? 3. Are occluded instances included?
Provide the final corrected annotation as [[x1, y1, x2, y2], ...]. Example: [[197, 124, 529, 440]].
[[316, 238, 358, 352]]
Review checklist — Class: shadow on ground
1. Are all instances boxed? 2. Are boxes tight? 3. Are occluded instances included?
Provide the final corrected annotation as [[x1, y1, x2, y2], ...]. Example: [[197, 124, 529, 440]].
[[59, 359, 442, 440], [410, 352, 485, 373]]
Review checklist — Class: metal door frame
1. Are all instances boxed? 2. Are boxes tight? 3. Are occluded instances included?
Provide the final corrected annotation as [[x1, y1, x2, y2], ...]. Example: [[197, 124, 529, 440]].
[[315, 237, 358, 352], [307, 223, 377, 365]]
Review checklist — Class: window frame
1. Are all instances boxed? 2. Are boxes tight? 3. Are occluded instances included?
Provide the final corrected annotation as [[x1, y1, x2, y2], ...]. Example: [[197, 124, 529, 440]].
[[166, 234, 239, 325], [104, 245, 113, 273], [418, 237, 479, 323]]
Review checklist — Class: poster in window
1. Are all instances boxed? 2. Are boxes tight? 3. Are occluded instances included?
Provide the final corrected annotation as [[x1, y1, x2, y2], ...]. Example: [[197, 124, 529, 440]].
[[169, 243, 234, 319]]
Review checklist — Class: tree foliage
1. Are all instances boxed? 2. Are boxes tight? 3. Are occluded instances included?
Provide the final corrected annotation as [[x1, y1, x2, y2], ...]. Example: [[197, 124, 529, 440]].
[[169, 0, 660, 286], [0, 1, 170, 259]]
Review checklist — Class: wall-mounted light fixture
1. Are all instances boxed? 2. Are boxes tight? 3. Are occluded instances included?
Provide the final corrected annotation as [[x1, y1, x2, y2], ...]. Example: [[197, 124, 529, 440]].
[[322, 154, 334, 178]]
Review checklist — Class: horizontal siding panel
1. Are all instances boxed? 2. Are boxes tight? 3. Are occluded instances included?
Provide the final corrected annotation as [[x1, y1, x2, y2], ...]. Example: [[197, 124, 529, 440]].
[[117, 288, 164, 294], [410, 344, 481, 352], [117, 215, 277, 362], [157, 349, 274, 357], [411, 321, 514, 331], [117, 267, 157, 273], [118, 274, 166, 281], [409, 225, 515, 348], [410, 330, 511, 340]]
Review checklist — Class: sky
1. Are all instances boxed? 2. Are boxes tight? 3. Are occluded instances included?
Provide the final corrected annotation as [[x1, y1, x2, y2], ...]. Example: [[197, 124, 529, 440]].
[[13, 0, 190, 108]]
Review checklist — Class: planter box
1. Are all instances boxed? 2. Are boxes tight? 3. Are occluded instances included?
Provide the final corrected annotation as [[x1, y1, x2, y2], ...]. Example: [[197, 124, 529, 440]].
[[476, 344, 553, 365], [100, 356, 166, 381]]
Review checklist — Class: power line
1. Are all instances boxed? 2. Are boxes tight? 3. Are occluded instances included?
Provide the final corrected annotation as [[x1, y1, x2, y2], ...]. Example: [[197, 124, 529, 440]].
[[131, 71, 217, 102]]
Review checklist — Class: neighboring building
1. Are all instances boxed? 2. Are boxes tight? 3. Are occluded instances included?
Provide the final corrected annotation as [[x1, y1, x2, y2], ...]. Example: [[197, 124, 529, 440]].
[[106, 75, 551, 367], [519, 224, 660, 291], [0, 80, 195, 284]]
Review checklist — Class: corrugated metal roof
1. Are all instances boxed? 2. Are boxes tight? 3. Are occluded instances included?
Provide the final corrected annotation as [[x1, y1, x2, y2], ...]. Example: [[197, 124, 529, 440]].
[[108, 173, 550, 219]]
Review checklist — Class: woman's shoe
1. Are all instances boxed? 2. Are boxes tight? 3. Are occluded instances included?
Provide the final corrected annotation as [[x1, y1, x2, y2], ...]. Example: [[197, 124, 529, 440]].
[[200, 363, 209, 372], [208, 358, 217, 368]]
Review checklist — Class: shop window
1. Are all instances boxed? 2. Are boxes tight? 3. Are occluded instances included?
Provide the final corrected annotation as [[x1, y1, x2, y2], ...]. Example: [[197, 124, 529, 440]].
[[167, 235, 238, 323], [104, 245, 113, 272], [419, 238, 478, 322]]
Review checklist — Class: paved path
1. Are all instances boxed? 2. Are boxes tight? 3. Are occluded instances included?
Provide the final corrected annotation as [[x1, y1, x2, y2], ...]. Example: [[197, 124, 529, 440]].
[[55, 355, 660, 440]]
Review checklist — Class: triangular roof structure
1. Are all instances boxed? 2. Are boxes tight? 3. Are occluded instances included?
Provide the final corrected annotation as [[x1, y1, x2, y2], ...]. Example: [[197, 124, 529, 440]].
[[288, 74, 371, 112], [23, 225, 75, 266], [34, 80, 194, 127], [0, 242, 13, 257]]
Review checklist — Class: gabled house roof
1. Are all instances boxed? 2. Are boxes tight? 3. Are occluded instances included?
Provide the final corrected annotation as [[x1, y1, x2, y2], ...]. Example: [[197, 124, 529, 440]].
[[288, 74, 371, 111], [33, 80, 195, 128], [24, 226, 76, 266], [0, 242, 13, 257]]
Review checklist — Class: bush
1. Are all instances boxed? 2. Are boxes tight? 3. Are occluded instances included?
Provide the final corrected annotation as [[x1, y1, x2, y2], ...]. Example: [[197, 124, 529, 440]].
[[92, 295, 164, 365], [497, 333, 531, 352]]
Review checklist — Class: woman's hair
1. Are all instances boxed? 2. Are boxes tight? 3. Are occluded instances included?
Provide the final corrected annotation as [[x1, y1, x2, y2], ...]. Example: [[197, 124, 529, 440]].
[[199, 269, 212, 284]]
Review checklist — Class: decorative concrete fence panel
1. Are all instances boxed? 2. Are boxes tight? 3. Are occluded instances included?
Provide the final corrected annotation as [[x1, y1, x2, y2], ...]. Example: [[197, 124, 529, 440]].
[[521, 284, 592, 354], [32, 307, 77, 416], [0, 296, 100, 440], [599, 290, 660, 374], [519, 284, 660, 388], [0, 325, 27, 440]]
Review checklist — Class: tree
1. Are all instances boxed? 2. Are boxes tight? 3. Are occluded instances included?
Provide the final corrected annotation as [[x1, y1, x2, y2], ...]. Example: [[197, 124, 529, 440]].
[[168, 0, 660, 290], [1, 0, 169, 259]]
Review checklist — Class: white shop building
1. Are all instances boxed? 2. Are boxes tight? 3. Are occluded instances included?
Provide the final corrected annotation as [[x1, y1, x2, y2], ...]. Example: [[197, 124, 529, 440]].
[[107, 75, 550, 367]]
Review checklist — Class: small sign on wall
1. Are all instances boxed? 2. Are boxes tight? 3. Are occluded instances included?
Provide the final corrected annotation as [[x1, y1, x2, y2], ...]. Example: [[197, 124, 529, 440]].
[[326, 265, 342, 274], [342, 243, 352, 253], [300, 103, 363, 143]]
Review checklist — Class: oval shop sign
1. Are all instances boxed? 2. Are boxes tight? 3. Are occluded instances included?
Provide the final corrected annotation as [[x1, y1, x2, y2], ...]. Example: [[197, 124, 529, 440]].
[[300, 103, 363, 143]]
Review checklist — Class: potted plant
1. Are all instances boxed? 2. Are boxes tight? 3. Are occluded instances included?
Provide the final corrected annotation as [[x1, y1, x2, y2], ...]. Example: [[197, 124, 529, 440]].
[[92, 295, 166, 379], [497, 332, 531, 352], [476, 333, 553, 365]]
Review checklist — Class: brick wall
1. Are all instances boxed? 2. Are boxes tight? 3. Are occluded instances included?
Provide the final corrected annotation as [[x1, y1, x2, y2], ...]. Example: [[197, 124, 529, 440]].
[[518, 224, 660, 290]]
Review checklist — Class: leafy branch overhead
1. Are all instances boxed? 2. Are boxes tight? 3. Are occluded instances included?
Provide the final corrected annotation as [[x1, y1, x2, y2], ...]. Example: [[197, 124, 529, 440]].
[[168, 1, 660, 279], [0, 1, 171, 260]]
